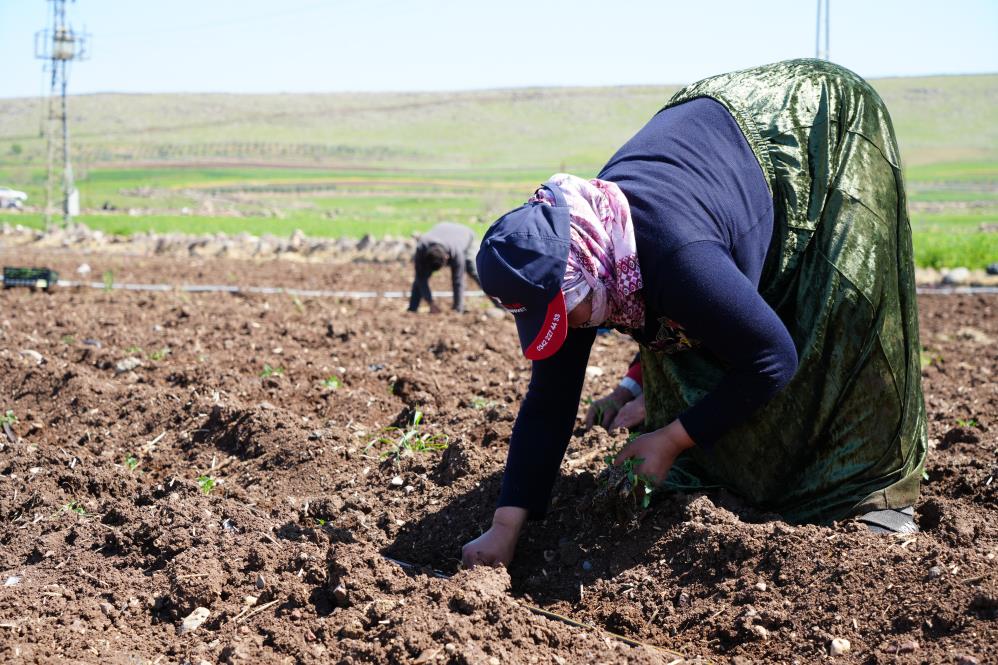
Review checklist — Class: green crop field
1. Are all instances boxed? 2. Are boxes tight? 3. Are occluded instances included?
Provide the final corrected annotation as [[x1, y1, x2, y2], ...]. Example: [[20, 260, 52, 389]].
[[0, 74, 995, 268]]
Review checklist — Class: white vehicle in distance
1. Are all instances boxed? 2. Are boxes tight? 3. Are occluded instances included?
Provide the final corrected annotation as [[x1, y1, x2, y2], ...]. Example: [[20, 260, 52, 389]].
[[0, 188, 28, 210]]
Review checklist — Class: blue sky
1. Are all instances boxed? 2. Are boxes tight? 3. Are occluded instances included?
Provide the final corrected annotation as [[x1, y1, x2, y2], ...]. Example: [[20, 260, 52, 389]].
[[1, 0, 996, 98]]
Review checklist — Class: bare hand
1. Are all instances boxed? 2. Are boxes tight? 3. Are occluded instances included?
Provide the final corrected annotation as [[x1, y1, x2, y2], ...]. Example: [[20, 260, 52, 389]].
[[610, 393, 645, 430], [613, 420, 695, 483], [461, 506, 527, 568], [585, 386, 633, 430]]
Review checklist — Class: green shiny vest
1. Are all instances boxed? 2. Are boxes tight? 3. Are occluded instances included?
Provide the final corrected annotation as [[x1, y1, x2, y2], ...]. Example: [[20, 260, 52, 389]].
[[642, 59, 928, 522]]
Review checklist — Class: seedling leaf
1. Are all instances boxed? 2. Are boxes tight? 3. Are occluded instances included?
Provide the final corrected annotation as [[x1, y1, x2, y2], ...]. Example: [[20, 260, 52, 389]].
[[366, 410, 449, 461], [197, 475, 216, 495], [149, 348, 171, 361]]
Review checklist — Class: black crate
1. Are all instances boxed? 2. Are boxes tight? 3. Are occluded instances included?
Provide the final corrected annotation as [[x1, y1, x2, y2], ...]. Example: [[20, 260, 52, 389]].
[[3, 267, 59, 291]]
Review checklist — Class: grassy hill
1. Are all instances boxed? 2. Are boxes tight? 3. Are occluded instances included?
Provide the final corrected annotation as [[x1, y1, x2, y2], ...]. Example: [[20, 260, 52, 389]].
[[0, 74, 995, 266]]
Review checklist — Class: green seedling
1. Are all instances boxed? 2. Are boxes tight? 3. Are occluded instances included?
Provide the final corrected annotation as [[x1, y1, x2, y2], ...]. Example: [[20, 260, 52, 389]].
[[125, 346, 143, 355], [149, 348, 171, 361], [920, 349, 942, 370], [367, 410, 449, 461], [322, 376, 342, 390], [1, 410, 16, 426], [956, 418, 979, 428], [260, 364, 284, 378], [585, 397, 614, 428], [102, 270, 115, 292], [291, 296, 305, 314], [196, 475, 216, 495], [593, 403, 609, 426], [471, 396, 496, 410], [61, 335, 76, 345], [124, 454, 139, 472], [602, 451, 657, 509], [315, 517, 327, 526], [63, 500, 87, 516]]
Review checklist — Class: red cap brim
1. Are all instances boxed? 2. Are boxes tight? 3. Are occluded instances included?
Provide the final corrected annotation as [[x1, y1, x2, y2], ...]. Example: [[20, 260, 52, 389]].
[[524, 290, 568, 361]]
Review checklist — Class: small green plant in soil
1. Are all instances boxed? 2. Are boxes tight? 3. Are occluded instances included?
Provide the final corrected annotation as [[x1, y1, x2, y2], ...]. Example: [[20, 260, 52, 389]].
[[602, 451, 657, 509], [584, 397, 613, 427], [322, 375, 342, 390], [1, 410, 16, 426], [62, 500, 87, 516], [149, 347, 171, 361], [471, 396, 496, 410], [102, 270, 115, 292], [124, 454, 139, 472], [61, 334, 75, 345], [260, 364, 284, 378], [367, 410, 449, 461], [196, 475, 217, 495], [920, 349, 942, 369], [956, 418, 979, 428], [125, 345, 143, 355]]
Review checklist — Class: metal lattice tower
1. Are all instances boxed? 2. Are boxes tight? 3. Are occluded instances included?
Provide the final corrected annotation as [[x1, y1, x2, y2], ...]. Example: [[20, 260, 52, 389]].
[[815, 0, 830, 61], [35, 0, 89, 227]]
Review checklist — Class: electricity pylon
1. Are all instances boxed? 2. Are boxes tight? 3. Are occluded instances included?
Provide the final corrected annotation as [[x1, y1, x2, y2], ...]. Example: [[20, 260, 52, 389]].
[[35, 0, 90, 226]]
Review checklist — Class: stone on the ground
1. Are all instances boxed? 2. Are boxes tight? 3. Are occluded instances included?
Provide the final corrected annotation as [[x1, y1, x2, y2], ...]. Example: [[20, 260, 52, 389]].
[[829, 637, 851, 656], [332, 583, 348, 606], [20, 349, 44, 365], [115, 357, 143, 373], [942, 267, 971, 285], [178, 607, 210, 635]]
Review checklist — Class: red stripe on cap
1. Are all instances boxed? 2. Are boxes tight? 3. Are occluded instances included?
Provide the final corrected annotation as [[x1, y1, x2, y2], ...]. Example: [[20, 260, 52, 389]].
[[525, 291, 568, 361]]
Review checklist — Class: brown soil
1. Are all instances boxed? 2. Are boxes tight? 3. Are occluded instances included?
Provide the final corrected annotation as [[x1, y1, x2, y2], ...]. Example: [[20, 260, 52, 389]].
[[0, 248, 995, 664]]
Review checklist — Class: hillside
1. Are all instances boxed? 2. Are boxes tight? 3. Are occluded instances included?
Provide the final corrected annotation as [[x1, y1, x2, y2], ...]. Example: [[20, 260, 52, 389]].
[[1, 74, 995, 173]]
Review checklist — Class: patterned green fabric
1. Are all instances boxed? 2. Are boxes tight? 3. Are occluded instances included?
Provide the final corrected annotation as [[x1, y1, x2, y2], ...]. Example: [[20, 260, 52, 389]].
[[641, 59, 928, 523]]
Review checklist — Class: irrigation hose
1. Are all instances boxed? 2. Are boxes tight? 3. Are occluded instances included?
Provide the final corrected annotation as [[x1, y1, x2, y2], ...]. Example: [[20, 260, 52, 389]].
[[53, 279, 488, 299], [382, 555, 696, 662], [41, 279, 998, 298]]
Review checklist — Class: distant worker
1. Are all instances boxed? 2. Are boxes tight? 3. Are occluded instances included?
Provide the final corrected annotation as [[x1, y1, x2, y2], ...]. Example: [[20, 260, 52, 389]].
[[408, 222, 482, 314]]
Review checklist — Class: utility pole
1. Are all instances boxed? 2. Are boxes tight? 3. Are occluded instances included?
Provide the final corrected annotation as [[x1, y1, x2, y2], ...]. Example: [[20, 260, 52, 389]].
[[815, 0, 830, 61], [35, 0, 89, 227]]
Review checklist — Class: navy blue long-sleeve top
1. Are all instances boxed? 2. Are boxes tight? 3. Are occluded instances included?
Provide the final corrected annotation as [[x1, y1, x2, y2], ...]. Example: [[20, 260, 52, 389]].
[[499, 98, 799, 519]]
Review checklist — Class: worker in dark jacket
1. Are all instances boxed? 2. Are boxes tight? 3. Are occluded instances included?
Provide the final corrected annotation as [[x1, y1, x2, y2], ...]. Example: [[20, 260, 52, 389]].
[[408, 222, 481, 313], [462, 59, 927, 568]]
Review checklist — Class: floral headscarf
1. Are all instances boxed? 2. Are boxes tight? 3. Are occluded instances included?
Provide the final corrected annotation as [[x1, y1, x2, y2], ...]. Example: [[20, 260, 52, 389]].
[[530, 173, 645, 330]]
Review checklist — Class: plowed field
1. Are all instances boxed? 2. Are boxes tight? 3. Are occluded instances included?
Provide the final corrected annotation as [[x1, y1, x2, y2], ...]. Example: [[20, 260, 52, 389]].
[[1, 250, 995, 664]]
